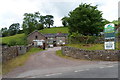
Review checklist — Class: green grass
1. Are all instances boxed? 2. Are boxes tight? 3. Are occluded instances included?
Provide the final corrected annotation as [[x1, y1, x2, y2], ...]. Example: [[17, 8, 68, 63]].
[[56, 50, 88, 61], [56, 50, 64, 57], [56, 50, 70, 59], [65, 43, 119, 50], [2, 48, 43, 75], [1, 33, 26, 45], [56, 50, 76, 60], [39, 27, 68, 34]]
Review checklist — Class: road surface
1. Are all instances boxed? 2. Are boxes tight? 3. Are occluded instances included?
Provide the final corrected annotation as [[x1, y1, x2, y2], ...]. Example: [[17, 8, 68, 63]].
[[3, 47, 118, 78]]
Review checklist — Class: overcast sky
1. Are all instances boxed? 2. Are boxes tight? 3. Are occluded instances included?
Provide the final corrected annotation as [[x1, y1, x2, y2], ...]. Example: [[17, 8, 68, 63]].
[[0, 0, 119, 29]]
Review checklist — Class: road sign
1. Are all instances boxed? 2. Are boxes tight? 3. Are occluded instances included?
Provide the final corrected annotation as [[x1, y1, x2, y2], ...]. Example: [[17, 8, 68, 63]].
[[104, 23, 115, 39], [104, 41, 115, 50], [104, 23, 115, 50]]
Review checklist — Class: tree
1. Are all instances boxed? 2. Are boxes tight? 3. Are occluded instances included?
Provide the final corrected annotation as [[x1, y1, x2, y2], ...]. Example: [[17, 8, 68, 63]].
[[44, 15, 54, 28], [61, 16, 69, 27], [22, 12, 41, 35], [36, 23, 44, 30], [39, 16, 46, 25], [112, 20, 120, 26], [99, 19, 110, 32], [67, 3, 103, 36], [1, 27, 8, 37], [8, 23, 20, 36]]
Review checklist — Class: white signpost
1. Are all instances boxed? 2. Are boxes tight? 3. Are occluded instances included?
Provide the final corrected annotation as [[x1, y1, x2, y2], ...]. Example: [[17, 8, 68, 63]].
[[104, 23, 115, 50]]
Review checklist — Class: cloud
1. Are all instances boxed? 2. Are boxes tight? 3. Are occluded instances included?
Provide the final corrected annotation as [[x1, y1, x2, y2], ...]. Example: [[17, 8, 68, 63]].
[[0, 0, 119, 29]]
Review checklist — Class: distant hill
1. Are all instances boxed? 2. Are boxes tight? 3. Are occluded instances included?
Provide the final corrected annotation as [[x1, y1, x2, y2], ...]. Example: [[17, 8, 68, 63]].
[[1, 27, 68, 46]]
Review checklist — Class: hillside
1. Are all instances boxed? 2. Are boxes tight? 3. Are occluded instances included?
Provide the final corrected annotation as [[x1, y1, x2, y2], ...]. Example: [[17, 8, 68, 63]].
[[1, 34, 27, 46], [1, 27, 69, 45], [39, 27, 68, 34]]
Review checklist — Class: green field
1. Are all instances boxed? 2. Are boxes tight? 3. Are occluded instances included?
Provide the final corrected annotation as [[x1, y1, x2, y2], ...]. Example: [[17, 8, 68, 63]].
[[1, 33, 26, 46], [1, 27, 69, 45]]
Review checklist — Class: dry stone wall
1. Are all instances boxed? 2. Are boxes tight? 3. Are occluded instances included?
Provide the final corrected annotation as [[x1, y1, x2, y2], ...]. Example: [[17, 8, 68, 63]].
[[62, 46, 120, 61], [2, 46, 18, 63], [2, 45, 33, 63]]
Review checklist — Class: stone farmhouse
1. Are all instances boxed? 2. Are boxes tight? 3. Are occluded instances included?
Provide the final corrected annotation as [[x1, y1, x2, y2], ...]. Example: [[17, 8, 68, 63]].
[[27, 30, 68, 48]]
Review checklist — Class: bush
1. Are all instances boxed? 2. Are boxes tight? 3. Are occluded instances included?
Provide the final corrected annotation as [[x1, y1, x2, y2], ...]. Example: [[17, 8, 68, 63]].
[[87, 36, 97, 44], [69, 32, 99, 44], [8, 39, 17, 46]]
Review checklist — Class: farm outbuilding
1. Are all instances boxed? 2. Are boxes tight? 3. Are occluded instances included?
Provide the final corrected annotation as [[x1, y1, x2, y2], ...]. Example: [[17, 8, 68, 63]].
[[27, 30, 68, 48]]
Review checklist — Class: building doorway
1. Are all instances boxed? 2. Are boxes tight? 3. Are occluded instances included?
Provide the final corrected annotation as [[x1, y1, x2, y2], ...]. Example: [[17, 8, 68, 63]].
[[53, 41, 56, 47]]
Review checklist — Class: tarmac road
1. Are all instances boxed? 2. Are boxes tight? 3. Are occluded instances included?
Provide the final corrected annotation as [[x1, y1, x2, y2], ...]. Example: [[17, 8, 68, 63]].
[[3, 47, 118, 78]]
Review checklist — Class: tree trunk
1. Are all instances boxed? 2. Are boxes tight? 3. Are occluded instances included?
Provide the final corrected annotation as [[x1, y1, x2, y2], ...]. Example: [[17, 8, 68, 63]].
[[48, 24, 50, 28]]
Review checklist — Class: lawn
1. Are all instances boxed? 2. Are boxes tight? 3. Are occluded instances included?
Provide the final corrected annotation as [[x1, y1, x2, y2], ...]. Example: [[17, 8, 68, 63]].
[[2, 48, 43, 75], [39, 27, 68, 34]]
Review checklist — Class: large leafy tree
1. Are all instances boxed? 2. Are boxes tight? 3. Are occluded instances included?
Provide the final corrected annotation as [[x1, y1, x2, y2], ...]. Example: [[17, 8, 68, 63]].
[[44, 15, 54, 28], [8, 23, 20, 36], [22, 12, 41, 35], [67, 3, 103, 36]]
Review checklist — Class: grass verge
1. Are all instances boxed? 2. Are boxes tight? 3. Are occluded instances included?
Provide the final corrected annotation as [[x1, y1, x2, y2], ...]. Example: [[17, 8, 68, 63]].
[[56, 50, 78, 60], [66, 43, 119, 50], [2, 48, 43, 75]]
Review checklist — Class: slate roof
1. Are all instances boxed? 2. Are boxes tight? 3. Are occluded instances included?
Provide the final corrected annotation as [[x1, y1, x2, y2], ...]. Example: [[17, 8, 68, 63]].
[[44, 33, 68, 37]]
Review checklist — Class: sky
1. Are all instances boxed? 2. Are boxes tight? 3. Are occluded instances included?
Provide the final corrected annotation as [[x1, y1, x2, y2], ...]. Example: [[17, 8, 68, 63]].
[[0, 0, 119, 29]]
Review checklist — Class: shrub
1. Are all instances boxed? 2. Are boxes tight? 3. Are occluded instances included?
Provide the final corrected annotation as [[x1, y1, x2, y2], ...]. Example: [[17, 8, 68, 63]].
[[8, 39, 17, 46], [69, 32, 98, 44]]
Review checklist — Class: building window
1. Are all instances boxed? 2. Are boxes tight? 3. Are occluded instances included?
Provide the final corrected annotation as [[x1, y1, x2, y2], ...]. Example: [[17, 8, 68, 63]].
[[35, 36, 38, 39]]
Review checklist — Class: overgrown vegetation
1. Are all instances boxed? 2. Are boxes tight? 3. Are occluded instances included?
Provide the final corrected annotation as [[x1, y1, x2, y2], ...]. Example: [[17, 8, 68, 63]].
[[2, 48, 43, 74], [69, 32, 99, 44]]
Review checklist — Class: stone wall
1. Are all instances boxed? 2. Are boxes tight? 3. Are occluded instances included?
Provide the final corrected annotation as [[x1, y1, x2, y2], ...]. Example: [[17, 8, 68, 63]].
[[62, 46, 120, 61], [2, 45, 33, 63], [2, 46, 18, 63]]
